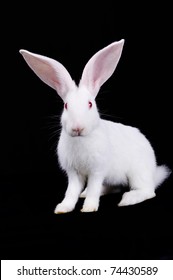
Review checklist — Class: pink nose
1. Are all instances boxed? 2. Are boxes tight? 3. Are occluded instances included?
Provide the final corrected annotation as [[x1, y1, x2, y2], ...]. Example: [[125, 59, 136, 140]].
[[72, 127, 84, 135]]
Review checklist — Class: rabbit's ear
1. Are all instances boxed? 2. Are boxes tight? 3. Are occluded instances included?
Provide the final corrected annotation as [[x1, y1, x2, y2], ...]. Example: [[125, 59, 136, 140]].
[[19, 50, 76, 100], [80, 39, 125, 97]]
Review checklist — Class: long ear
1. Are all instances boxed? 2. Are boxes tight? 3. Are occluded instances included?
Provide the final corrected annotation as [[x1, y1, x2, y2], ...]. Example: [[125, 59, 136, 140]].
[[79, 39, 125, 97], [19, 50, 76, 100]]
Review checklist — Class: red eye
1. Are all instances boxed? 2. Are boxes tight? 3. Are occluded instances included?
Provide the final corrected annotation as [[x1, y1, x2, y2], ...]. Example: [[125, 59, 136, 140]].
[[88, 101, 92, 109], [64, 103, 68, 110]]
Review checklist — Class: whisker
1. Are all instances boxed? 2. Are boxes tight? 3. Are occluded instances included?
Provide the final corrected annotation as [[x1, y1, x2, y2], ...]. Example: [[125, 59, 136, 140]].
[[47, 129, 61, 151], [39, 114, 62, 151], [96, 89, 124, 122], [100, 110, 123, 122]]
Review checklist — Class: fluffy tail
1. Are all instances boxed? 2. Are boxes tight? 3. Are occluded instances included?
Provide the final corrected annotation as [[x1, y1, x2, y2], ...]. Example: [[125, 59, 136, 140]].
[[155, 165, 171, 188]]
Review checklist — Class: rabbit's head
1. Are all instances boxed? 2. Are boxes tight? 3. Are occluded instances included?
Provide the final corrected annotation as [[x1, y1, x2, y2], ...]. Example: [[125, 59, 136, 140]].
[[60, 85, 99, 136], [20, 39, 124, 137]]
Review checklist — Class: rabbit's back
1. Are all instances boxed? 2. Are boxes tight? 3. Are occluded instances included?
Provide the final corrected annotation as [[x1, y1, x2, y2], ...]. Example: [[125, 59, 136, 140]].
[[102, 120, 156, 185]]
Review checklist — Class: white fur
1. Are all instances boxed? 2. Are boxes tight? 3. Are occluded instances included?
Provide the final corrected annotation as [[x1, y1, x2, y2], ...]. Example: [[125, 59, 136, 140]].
[[19, 40, 170, 213]]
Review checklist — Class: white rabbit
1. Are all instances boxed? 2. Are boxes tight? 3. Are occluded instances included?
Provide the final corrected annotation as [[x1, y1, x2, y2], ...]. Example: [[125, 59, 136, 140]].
[[19, 40, 170, 213]]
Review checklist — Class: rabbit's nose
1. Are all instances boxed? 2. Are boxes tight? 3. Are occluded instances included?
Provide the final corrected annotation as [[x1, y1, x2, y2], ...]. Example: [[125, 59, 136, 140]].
[[72, 127, 84, 136]]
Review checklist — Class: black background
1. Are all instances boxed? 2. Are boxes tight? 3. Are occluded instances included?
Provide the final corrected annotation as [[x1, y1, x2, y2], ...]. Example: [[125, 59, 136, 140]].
[[1, 2, 173, 260]]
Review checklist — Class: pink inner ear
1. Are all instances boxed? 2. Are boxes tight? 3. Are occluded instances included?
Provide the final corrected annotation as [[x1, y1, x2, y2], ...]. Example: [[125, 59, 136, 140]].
[[92, 51, 111, 86], [51, 77, 61, 90], [20, 49, 77, 101], [96, 44, 120, 85], [80, 40, 124, 97]]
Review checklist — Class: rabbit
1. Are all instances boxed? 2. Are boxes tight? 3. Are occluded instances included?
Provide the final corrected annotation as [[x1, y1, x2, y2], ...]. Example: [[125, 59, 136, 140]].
[[19, 39, 170, 213]]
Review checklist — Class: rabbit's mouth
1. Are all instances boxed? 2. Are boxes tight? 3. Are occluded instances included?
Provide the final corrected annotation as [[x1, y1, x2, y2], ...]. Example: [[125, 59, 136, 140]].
[[70, 127, 85, 137], [71, 131, 84, 137]]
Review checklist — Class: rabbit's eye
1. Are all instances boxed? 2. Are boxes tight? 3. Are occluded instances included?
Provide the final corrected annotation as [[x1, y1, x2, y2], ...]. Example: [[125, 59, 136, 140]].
[[88, 101, 92, 109], [64, 103, 68, 110]]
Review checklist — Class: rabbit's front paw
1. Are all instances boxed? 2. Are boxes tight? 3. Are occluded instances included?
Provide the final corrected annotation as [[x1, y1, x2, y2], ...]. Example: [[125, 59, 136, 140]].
[[54, 200, 75, 214], [81, 198, 99, 212]]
